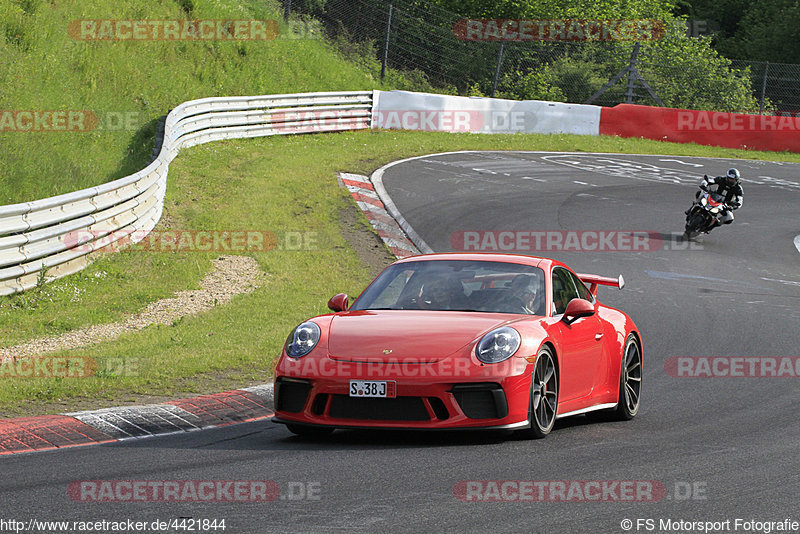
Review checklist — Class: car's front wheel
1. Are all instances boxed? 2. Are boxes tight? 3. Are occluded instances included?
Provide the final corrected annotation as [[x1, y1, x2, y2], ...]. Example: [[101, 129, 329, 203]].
[[517, 346, 558, 439]]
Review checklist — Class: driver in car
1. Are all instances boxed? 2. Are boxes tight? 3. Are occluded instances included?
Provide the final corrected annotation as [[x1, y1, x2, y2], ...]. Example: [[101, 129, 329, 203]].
[[420, 278, 468, 310]]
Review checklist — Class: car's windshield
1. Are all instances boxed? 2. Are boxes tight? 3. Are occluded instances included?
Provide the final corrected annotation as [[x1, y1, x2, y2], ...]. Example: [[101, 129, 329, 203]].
[[351, 260, 546, 315]]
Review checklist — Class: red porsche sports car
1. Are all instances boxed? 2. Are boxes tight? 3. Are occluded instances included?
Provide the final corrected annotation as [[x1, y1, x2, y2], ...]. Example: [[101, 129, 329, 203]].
[[273, 253, 642, 438]]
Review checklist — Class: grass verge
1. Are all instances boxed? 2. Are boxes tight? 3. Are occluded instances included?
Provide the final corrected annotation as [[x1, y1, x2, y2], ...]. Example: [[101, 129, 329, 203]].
[[0, 0, 388, 205]]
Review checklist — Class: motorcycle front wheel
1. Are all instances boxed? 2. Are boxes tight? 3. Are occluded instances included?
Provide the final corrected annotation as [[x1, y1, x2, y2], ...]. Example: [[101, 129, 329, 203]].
[[684, 212, 706, 239]]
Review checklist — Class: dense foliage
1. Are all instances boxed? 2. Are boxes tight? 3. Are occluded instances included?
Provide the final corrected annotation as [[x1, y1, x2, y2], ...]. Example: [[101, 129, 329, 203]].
[[676, 0, 800, 64], [301, 0, 761, 111]]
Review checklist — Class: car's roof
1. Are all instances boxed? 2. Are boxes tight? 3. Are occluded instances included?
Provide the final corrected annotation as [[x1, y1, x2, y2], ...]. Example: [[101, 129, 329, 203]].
[[393, 252, 561, 271]]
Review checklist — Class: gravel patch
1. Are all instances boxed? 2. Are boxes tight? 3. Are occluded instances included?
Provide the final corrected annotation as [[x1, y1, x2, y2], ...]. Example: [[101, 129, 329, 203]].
[[0, 255, 266, 362]]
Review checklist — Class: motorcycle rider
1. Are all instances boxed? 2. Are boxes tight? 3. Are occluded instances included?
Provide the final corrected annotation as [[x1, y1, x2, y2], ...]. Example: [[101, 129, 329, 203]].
[[686, 168, 743, 229]]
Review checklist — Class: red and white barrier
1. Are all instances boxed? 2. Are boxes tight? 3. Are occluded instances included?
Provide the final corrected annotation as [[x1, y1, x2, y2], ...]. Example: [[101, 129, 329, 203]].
[[599, 104, 800, 152]]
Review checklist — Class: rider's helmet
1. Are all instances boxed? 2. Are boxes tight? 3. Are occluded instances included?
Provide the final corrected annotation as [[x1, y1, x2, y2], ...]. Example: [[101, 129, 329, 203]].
[[725, 168, 741, 186]]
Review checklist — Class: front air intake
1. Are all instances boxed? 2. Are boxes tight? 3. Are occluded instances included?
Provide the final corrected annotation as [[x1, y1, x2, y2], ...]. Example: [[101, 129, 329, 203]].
[[451, 383, 509, 419], [275, 377, 312, 413]]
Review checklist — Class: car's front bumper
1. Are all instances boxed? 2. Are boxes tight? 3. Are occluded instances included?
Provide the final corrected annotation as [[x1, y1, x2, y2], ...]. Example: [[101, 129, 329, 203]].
[[272, 371, 533, 430]]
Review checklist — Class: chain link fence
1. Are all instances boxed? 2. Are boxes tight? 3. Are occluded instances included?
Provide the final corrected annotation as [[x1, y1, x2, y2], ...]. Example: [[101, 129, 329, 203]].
[[730, 60, 800, 114], [286, 0, 800, 114]]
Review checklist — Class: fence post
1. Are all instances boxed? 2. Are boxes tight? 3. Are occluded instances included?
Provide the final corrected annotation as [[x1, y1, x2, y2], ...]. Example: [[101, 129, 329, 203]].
[[760, 61, 769, 114], [625, 43, 641, 104], [381, 0, 394, 81], [586, 42, 662, 106], [284, 0, 291, 23], [491, 41, 505, 98]]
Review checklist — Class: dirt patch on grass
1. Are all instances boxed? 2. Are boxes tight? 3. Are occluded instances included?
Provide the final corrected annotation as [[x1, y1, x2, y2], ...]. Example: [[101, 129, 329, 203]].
[[0, 255, 267, 362], [339, 202, 396, 279]]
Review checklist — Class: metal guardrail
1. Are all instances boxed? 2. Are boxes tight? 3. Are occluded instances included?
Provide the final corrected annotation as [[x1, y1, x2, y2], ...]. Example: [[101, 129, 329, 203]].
[[0, 91, 373, 296]]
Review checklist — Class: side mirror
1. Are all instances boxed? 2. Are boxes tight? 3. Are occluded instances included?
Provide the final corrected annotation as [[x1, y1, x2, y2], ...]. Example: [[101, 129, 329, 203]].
[[327, 293, 350, 312], [562, 298, 595, 324]]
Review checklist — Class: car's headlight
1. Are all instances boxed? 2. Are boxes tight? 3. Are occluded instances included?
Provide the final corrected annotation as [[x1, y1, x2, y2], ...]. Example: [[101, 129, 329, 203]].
[[285, 321, 321, 358], [476, 326, 521, 364]]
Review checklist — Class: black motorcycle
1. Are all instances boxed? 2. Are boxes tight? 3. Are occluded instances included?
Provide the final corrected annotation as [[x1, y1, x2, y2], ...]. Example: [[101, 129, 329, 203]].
[[684, 191, 728, 239]]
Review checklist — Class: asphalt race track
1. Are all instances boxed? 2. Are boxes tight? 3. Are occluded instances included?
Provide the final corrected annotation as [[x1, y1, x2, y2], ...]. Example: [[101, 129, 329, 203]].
[[2, 152, 800, 533]]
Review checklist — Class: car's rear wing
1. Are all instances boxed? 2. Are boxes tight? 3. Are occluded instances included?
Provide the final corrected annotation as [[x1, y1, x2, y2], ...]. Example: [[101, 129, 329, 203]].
[[577, 273, 625, 297]]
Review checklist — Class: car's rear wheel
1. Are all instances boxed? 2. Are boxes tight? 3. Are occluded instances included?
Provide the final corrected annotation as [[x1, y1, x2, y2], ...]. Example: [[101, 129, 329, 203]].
[[611, 334, 642, 420], [286, 424, 334, 438], [517, 346, 558, 439]]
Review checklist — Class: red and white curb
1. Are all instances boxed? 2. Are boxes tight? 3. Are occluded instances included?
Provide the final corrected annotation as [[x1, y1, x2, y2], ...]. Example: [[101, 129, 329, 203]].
[[339, 172, 421, 258], [0, 385, 273, 456]]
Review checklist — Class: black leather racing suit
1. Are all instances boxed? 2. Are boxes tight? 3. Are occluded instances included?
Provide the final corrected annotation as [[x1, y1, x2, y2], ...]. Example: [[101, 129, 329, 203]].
[[695, 175, 743, 224]]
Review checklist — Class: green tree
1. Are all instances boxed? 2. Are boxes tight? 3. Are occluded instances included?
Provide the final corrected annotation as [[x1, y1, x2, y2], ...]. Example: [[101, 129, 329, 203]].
[[638, 32, 760, 111], [675, 0, 800, 64], [495, 70, 566, 101]]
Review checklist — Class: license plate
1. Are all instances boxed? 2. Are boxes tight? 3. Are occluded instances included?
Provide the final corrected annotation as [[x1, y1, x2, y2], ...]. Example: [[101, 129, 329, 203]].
[[349, 380, 396, 398]]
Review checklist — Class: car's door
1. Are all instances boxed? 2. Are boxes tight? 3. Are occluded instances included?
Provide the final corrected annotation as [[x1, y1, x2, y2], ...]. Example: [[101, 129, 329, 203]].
[[551, 267, 603, 401]]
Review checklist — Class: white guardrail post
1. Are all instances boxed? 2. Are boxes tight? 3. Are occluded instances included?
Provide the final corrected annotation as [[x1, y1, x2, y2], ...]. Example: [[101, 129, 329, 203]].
[[0, 91, 373, 296]]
